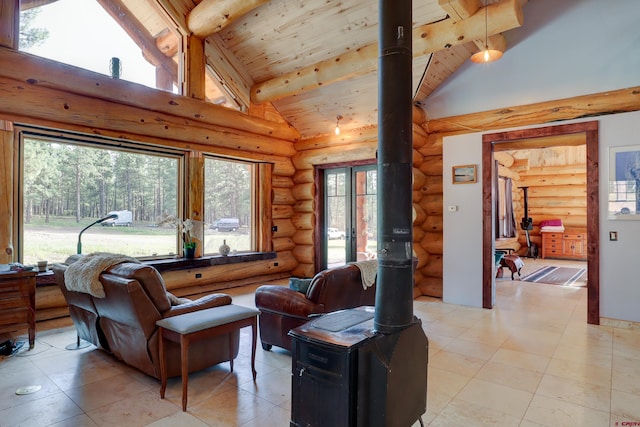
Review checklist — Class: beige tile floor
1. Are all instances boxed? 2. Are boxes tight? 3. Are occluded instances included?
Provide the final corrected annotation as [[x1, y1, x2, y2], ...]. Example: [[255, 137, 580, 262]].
[[1, 258, 639, 426]]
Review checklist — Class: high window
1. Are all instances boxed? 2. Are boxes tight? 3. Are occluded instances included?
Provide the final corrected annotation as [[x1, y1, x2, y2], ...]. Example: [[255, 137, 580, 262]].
[[18, 129, 184, 264], [18, 0, 243, 108], [19, 0, 168, 91]]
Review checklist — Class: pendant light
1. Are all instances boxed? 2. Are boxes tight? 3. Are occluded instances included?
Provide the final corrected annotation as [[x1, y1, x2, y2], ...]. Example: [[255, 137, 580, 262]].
[[334, 115, 342, 135], [470, 1, 503, 63]]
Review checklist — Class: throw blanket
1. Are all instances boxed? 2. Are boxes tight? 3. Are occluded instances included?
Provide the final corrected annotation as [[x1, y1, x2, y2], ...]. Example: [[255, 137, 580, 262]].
[[65, 252, 140, 298], [351, 259, 377, 290]]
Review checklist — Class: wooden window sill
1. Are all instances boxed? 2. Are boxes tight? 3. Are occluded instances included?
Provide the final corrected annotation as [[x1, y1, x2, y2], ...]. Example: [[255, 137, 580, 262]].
[[145, 252, 277, 273], [35, 252, 277, 286]]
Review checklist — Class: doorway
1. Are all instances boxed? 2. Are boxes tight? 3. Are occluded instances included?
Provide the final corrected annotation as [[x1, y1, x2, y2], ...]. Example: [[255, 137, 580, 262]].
[[482, 121, 600, 324], [321, 165, 377, 269]]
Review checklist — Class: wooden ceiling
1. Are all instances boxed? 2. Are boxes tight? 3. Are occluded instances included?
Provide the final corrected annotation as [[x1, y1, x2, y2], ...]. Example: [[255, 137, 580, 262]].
[[26, 0, 527, 140]]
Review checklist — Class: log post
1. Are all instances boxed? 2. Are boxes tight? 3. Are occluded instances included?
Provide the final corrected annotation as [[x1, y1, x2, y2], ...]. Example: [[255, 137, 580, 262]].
[[187, 152, 204, 257], [0, 0, 19, 49], [0, 128, 14, 262]]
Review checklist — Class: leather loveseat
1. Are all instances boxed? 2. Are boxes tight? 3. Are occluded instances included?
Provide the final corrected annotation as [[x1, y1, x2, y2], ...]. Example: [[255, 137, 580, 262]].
[[254, 263, 377, 351], [53, 259, 239, 379]]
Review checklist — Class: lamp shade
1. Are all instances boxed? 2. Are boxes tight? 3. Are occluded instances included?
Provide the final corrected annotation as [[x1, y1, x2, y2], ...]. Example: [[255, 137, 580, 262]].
[[470, 48, 503, 63]]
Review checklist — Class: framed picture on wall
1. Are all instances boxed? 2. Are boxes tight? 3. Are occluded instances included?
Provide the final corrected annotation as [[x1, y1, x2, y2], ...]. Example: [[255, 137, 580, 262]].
[[608, 145, 640, 219], [452, 164, 477, 184]]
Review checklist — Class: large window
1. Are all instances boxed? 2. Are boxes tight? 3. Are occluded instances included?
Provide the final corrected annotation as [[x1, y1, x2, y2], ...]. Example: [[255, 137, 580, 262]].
[[19, 130, 183, 264], [204, 157, 254, 254]]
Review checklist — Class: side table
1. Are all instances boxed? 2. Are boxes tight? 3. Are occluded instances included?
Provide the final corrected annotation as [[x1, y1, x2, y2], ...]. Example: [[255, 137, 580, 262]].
[[0, 270, 37, 349], [156, 304, 259, 411]]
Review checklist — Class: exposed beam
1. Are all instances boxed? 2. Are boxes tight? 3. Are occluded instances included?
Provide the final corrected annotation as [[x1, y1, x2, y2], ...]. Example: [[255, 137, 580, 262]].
[[250, 0, 523, 104], [182, 35, 206, 100], [438, 0, 507, 55], [424, 86, 640, 134], [204, 34, 254, 109], [18, 0, 58, 11], [0, 47, 299, 141], [96, 0, 178, 83], [187, 0, 269, 38], [151, 0, 194, 35], [0, 0, 19, 49]]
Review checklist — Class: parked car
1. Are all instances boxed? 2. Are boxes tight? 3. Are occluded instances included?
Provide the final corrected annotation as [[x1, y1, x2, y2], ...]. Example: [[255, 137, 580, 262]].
[[327, 228, 345, 239], [101, 210, 133, 227], [210, 218, 240, 232]]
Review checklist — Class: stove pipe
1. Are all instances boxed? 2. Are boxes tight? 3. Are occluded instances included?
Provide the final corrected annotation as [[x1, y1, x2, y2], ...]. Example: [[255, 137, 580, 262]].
[[374, 0, 414, 334]]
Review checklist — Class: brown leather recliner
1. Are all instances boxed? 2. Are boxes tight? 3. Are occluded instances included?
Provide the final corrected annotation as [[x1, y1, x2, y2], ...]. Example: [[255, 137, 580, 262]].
[[53, 261, 239, 379], [255, 263, 376, 351]]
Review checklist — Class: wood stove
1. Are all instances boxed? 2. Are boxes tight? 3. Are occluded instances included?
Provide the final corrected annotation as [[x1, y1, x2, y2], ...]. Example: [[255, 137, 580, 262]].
[[289, 307, 427, 427], [289, 1, 428, 425]]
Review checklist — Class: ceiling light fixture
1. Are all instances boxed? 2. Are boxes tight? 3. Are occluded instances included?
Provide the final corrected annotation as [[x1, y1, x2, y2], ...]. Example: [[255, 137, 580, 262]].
[[335, 115, 343, 135], [470, 1, 503, 63]]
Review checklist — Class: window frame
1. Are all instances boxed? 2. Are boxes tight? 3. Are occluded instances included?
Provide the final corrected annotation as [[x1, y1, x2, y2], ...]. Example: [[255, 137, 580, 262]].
[[202, 154, 258, 254], [14, 125, 187, 262]]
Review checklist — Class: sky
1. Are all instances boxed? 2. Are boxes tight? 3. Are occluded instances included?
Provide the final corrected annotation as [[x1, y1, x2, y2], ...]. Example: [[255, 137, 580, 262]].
[[23, 0, 157, 88]]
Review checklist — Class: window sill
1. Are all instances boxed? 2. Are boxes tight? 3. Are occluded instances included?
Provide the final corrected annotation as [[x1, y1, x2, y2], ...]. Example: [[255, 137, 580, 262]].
[[145, 251, 277, 273], [35, 252, 277, 287]]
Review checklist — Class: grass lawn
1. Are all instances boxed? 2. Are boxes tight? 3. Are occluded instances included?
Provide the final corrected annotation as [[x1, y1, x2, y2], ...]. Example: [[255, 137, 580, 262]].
[[22, 216, 250, 265]]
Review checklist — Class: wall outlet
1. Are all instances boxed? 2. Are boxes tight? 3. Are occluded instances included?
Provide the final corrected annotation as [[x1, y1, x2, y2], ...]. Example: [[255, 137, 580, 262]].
[[447, 205, 458, 212]]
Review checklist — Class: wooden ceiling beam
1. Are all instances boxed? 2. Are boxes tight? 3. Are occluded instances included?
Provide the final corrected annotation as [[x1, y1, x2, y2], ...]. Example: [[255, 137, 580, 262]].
[[18, 0, 59, 11], [250, 0, 523, 104], [0, 0, 19, 49], [438, 0, 507, 56], [425, 86, 640, 134], [187, 0, 269, 38], [97, 0, 178, 82]]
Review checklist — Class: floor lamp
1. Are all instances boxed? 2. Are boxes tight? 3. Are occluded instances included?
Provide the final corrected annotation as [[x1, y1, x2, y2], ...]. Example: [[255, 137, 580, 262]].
[[66, 214, 117, 350]]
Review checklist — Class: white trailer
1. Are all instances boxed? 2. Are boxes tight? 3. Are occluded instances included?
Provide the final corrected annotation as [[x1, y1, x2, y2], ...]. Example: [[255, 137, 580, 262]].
[[101, 210, 133, 227]]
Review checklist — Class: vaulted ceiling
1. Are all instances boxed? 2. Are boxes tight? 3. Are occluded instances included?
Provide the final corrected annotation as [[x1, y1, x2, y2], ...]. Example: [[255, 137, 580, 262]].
[[24, 0, 528, 140]]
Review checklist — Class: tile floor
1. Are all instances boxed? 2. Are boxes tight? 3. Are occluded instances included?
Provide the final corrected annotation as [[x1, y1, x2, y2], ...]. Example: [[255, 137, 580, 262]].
[[1, 259, 640, 426]]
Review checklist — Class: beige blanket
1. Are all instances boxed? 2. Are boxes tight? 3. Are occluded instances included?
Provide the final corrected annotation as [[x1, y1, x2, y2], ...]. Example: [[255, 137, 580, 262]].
[[351, 259, 377, 290], [64, 252, 140, 298]]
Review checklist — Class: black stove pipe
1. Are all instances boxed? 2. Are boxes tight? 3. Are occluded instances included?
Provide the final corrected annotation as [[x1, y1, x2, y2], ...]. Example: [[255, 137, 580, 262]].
[[374, 0, 414, 334]]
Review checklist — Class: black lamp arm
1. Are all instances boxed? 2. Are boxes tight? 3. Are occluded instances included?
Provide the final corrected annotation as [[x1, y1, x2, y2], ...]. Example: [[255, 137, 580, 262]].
[[76, 214, 118, 254]]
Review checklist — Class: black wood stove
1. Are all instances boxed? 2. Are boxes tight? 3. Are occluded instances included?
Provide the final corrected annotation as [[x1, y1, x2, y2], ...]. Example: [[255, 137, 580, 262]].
[[289, 1, 428, 425]]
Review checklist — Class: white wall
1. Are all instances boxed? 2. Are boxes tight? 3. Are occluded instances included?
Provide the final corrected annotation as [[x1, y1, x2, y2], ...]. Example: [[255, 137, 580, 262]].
[[425, 0, 640, 119], [442, 134, 484, 307], [443, 111, 640, 323], [599, 112, 640, 322]]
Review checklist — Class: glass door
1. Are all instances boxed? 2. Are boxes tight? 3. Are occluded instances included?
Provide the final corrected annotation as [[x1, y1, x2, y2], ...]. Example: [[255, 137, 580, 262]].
[[324, 165, 377, 269]]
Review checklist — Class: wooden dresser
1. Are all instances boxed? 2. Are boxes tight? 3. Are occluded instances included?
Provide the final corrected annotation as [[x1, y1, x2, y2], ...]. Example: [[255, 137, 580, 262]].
[[541, 230, 587, 260], [0, 270, 36, 349]]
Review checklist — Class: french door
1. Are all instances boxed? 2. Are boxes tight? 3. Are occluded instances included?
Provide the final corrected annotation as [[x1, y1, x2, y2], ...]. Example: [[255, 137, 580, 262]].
[[323, 165, 377, 269]]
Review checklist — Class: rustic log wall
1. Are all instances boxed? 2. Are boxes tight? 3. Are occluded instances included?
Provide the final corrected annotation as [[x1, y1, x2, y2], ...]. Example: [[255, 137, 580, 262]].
[[413, 112, 444, 298], [510, 156, 588, 248], [0, 49, 304, 322]]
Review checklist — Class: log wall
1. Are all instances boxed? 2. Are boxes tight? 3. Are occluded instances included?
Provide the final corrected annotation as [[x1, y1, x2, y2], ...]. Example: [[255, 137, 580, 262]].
[[510, 162, 588, 248], [0, 49, 303, 322], [413, 120, 444, 298]]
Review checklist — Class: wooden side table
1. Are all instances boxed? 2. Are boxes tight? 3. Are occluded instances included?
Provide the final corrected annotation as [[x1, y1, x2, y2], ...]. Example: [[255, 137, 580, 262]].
[[156, 304, 259, 411], [0, 270, 37, 349]]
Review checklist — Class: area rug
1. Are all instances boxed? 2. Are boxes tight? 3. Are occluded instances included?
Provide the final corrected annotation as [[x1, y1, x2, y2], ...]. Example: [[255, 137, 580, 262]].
[[521, 266, 587, 287]]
